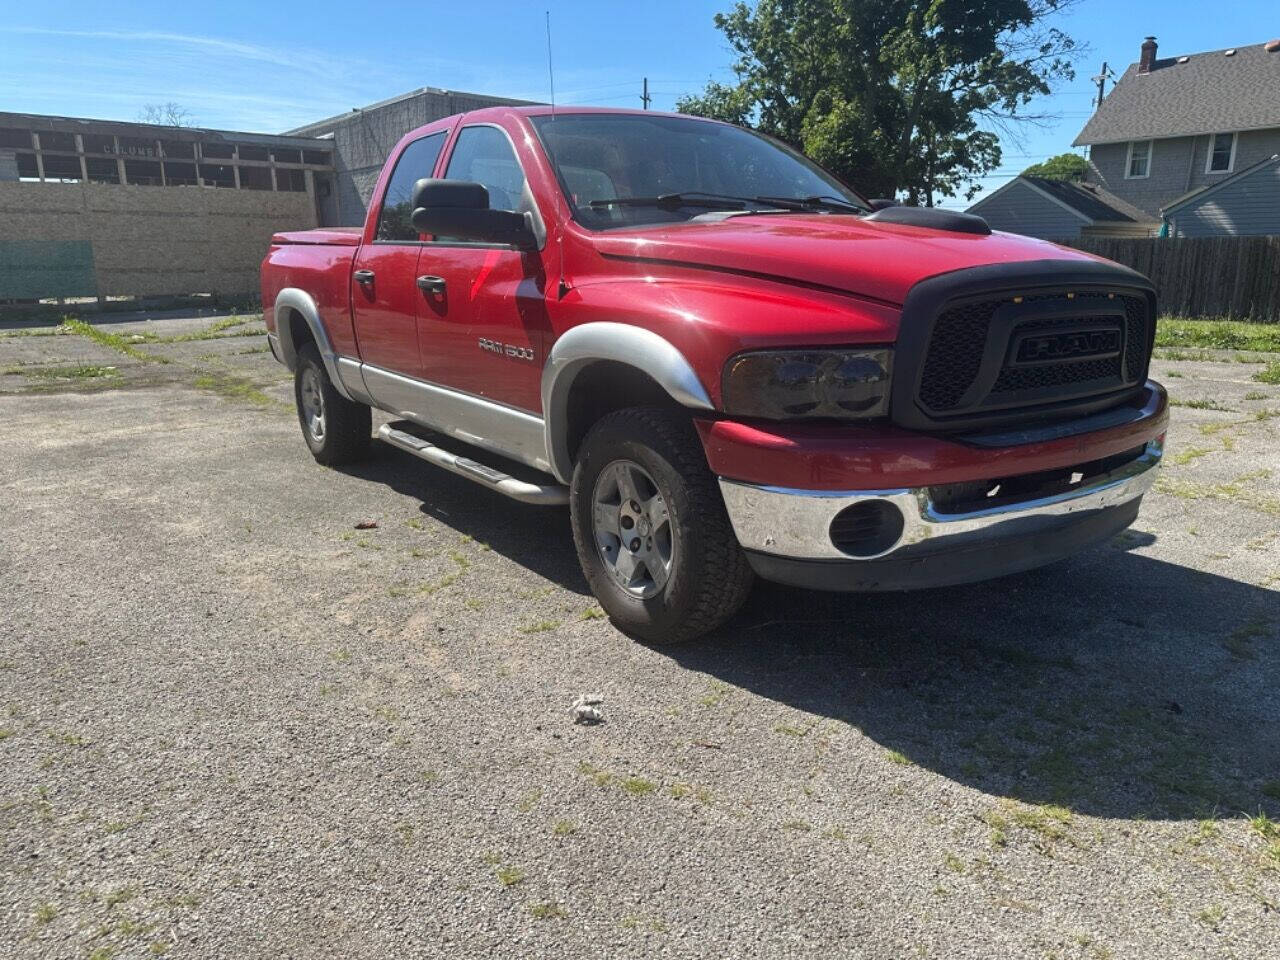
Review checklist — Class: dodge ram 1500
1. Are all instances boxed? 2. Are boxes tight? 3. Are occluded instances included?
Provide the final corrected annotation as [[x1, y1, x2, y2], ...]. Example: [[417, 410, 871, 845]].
[[261, 106, 1167, 643]]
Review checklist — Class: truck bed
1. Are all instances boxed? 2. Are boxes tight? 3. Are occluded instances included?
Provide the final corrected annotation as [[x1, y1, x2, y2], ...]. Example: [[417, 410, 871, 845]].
[[270, 227, 363, 246]]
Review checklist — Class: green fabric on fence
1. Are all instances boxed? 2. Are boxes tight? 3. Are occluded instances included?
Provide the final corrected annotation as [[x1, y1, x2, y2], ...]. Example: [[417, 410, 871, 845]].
[[0, 241, 96, 299]]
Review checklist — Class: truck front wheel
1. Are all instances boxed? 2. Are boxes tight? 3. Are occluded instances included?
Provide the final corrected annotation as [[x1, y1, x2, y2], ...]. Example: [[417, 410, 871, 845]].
[[294, 342, 371, 465], [570, 407, 754, 644]]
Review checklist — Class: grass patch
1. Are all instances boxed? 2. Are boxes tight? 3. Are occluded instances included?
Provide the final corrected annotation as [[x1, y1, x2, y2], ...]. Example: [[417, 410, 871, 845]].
[[34, 902, 57, 925], [1254, 362, 1280, 385], [59, 318, 169, 363], [155, 316, 259, 342], [192, 372, 278, 408], [1245, 390, 1270, 401], [1156, 472, 1280, 517], [1155, 318, 1280, 353], [528, 901, 567, 920], [1169, 397, 1234, 412], [621, 776, 656, 796], [1196, 904, 1226, 930], [885, 748, 912, 766], [520, 619, 560, 634], [1171, 447, 1210, 466], [578, 606, 605, 621], [552, 819, 576, 836], [4, 363, 119, 381], [495, 865, 525, 887]]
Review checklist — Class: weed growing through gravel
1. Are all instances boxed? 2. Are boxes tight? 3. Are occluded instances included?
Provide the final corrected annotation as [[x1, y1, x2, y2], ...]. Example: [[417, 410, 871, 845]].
[[885, 749, 912, 766], [944, 852, 966, 873], [1171, 447, 1210, 466], [1244, 390, 1269, 401], [1196, 904, 1226, 930], [1169, 397, 1234, 412], [528, 901, 567, 919], [1254, 362, 1280, 385], [59, 318, 169, 363], [4, 364, 119, 381], [552, 819, 576, 836], [621, 776, 656, 796], [521, 620, 560, 634], [579, 607, 605, 620], [192, 372, 278, 408], [495, 865, 525, 887], [34, 902, 57, 924]]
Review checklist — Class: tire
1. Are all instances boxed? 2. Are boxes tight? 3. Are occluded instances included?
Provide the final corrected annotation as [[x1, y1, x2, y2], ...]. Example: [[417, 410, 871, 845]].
[[294, 342, 371, 466], [570, 406, 754, 644]]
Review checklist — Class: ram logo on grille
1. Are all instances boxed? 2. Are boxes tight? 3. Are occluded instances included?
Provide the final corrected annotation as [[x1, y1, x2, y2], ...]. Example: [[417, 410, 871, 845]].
[[1010, 326, 1122, 366]]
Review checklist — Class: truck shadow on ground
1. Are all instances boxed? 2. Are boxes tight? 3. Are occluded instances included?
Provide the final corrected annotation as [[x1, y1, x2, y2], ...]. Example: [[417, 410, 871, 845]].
[[348, 442, 1278, 822], [674, 548, 1280, 822]]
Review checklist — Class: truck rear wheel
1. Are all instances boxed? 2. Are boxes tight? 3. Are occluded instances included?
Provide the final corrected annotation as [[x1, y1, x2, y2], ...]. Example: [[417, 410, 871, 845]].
[[294, 342, 371, 466], [570, 407, 754, 644]]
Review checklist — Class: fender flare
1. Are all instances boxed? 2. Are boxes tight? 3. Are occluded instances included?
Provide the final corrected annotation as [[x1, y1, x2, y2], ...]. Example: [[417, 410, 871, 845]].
[[540, 322, 713, 482], [272, 288, 353, 400]]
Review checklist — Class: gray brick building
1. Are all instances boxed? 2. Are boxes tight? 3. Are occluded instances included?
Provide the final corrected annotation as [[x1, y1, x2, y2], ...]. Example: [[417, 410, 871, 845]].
[[285, 87, 539, 227]]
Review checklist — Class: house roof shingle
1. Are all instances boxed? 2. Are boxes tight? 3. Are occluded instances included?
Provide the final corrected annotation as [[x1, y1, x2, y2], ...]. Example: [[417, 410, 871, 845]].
[[1019, 177, 1152, 223], [1073, 41, 1280, 146]]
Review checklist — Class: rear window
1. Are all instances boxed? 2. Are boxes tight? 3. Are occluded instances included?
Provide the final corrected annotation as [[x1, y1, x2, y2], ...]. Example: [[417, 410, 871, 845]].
[[377, 132, 447, 242]]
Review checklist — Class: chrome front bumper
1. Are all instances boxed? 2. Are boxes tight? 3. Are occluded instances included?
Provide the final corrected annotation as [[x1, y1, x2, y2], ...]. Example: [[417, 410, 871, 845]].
[[719, 438, 1163, 563]]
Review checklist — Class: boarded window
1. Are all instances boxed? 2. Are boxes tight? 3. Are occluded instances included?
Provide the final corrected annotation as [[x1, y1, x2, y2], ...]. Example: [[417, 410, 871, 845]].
[[82, 134, 117, 154], [160, 139, 195, 159], [118, 137, 159, 158], [38, 131, 76, 152], [0, 127, 33, 149], [16, 153, 39, 178], [163, 162, 198, 186], [276, 168, 306, 192], [124, 159, 163, 185], [42, 154, 82, 181], [199, 163, 235, 187], [86, 157, 120, 184], [236, 143, 269, 162], [201, 141, 234, 159], [302, 150, 329, 166], [239, 166, 273, 190]]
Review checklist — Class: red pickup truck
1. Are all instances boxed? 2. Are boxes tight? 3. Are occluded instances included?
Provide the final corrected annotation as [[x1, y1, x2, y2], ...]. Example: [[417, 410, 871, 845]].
[[261, 106, 1167, 643]]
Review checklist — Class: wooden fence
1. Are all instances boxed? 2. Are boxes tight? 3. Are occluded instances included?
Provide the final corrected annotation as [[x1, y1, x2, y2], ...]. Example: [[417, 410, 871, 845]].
[[1059, 235, 1280, 321]]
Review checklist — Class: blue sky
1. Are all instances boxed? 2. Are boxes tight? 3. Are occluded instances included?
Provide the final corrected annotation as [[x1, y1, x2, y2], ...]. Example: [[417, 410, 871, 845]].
[[3, 1, 1276, 207]]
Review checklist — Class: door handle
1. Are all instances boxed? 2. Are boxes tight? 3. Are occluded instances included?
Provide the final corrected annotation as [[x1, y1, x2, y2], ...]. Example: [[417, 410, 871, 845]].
[[353, 269, 375, 285], [417, 275, 446, 294]]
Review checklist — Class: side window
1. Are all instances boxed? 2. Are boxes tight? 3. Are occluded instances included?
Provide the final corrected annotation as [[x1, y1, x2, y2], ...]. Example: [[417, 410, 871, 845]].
[[376, 132, 446, 241], [443, 126, 527, 214]]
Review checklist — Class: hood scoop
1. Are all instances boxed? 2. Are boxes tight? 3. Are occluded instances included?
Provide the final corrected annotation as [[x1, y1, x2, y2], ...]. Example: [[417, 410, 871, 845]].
[[864, 205, 991, 236]]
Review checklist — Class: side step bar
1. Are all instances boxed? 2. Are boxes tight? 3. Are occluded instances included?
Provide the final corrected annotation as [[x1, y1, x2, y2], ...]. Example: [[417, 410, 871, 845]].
[[377, 422, 569, 506]]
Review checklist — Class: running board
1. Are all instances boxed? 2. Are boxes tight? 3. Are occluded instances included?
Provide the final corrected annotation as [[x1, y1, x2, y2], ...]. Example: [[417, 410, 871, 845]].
[[377, 422, 568, 506]]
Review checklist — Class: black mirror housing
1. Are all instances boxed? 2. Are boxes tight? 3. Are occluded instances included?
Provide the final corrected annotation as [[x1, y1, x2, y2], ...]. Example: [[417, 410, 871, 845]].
[[410, 178, 536, 248]]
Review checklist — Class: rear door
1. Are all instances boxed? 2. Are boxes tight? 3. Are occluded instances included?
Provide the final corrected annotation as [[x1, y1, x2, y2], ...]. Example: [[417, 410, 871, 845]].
[[415, 123, 550, 413], [350, 130, 448, 378]]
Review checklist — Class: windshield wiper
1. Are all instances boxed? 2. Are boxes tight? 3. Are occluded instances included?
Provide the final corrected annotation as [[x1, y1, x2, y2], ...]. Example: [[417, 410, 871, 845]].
[[589, 192, 751, 211], [753, 194, 866, 213]]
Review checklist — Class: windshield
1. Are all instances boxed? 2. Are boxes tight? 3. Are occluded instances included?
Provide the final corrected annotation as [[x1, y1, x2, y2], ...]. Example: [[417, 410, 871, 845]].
[[530, 113, 869, 229]]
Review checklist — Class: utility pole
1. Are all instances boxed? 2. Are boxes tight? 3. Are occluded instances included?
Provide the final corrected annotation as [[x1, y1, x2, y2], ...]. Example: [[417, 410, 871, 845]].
[[641, 77, 652, 110], [1090, 61, 1114, 109]]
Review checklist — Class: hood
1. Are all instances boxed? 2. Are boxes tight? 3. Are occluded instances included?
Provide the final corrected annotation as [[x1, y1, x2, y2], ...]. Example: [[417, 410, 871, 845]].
[[590, 213, 1102, 304]]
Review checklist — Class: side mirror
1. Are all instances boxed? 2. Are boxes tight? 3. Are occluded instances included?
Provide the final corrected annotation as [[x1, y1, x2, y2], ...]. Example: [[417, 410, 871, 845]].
[[410, 178, 536, 248]]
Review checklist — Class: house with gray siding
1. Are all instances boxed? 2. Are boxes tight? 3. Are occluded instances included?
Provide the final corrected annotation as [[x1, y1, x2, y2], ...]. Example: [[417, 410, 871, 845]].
[[967, 175, 1156, 240], [1162, 154, 1280, 237], [1073, 36, 1280, 234]]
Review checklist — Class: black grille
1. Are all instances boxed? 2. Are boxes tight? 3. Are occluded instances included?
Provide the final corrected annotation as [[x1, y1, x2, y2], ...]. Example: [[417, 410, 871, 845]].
[[916, 291, 1150, 419]]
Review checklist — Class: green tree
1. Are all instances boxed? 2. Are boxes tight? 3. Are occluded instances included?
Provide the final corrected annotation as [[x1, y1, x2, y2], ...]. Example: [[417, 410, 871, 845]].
[[1020, 152, 1087, 180], [677, 0, 1081, 205]]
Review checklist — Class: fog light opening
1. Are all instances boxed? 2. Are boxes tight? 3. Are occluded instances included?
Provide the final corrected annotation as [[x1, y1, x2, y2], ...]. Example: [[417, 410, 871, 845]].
[[829, 499, 906, 558]]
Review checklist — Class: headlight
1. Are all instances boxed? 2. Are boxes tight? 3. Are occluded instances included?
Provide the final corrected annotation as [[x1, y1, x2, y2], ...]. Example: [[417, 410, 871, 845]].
[[721, 348, 893, 420]]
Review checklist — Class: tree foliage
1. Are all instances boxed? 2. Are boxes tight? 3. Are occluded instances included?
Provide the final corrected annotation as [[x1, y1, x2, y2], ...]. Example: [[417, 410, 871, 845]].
[[677, 0, 1081, 204], [1021, 152, 1087, 180], [138, 102, 195, 128]]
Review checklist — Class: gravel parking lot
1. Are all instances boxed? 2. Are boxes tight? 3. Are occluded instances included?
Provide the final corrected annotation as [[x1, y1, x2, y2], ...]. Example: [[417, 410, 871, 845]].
[[2, 313, 1278, 959]]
